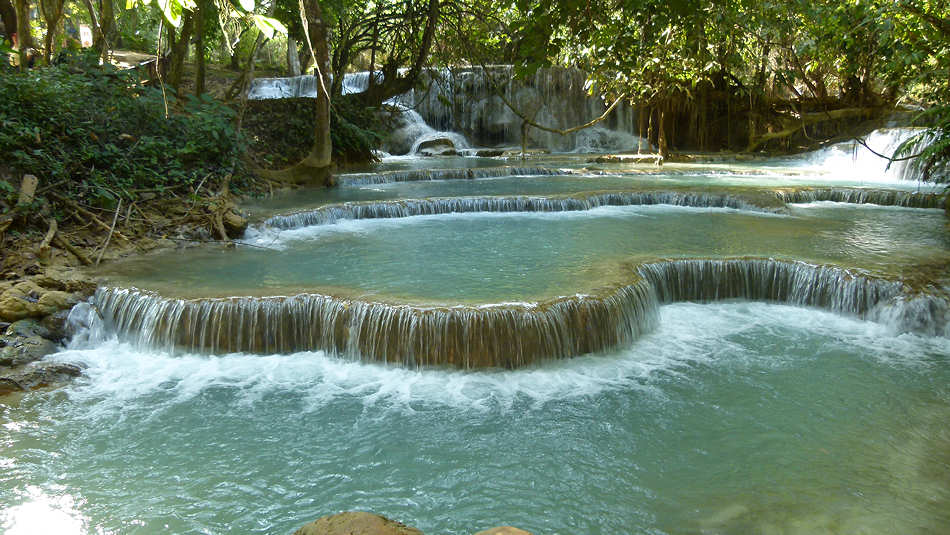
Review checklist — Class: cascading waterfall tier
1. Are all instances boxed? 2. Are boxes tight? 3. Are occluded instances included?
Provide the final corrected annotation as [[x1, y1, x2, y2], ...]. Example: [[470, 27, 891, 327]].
[[248, 67, 647, 153], [264, 187, 946, 230], [775, 188, 947, 209], [91, 259, 948, 368], [264, 192, 768, 230], [92, 283, 659, 369], [337, 166, 574, 185]]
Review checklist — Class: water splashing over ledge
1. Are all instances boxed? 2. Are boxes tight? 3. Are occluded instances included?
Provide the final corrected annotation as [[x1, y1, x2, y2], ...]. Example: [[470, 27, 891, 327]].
[[263, 192, 769, 229], [261, 188, 947, 230], [87, 259, 948, 368], [337, 167, 574, 185]]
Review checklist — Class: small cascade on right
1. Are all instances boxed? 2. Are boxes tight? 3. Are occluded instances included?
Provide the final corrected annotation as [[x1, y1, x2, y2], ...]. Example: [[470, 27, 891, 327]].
[[796, 127, 931, 183]]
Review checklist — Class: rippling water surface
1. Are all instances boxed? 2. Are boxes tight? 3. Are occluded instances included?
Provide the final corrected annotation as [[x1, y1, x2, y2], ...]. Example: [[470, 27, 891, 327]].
[[2, 303, 949, 534]]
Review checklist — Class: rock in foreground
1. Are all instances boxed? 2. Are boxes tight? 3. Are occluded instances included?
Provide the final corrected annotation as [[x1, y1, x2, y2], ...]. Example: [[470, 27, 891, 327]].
[[293, 512, 423, 535]]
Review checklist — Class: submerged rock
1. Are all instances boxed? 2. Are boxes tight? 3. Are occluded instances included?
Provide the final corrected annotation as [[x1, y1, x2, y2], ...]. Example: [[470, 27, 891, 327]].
[[293, 512, 423, 535]]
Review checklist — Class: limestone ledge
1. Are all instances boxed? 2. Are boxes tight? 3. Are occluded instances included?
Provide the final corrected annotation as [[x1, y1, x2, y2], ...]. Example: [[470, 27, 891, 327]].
[[0, 268, 96, 396]]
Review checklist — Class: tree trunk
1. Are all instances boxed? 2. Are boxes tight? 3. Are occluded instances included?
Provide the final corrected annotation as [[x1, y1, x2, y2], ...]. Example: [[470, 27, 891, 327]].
[[40, 0, 66, 64], [301, 0, 331, 170], [287, 37, 300, 76], [194, 0, 206, 96], [657, 107, 669, 160], [167, 12, 194, 91], [13, 0, 33, 69], [0, 0, 16, 45], [100, 0, 115, 46]]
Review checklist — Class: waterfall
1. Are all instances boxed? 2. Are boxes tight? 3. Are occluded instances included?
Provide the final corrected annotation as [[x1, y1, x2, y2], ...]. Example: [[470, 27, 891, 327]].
[[90, 259, 948, 368], [265, 188, 945, 230], [637, 258, 949, 336], [92, 283, 659, 369], [248, 67, 648, 154], [385, 105, 473, 156], [393, 67, 646, 153], [264, 192, 768, 230], [337, 166, 573, 185], [637, 259, 902, 317], [774, 188, 947, 209], [798, 128, 933, 182]]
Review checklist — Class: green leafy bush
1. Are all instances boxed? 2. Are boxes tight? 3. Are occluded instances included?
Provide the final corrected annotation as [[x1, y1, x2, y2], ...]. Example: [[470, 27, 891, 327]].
[[0, 51, 243, 206]]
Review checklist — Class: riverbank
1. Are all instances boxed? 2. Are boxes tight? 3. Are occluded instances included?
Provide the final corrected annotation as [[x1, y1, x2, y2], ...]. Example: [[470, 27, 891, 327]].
[[0, 179, 251, 395]]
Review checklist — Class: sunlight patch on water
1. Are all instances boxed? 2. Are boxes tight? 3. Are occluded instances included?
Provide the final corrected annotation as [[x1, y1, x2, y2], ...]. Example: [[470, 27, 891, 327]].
[[1, 486, 96, 535]]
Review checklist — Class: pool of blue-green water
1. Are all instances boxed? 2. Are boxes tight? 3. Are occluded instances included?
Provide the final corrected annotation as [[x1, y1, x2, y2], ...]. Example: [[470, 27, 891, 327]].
[[247, 158, 939, 216], [102, 203, 949, 302], [2, 303, 949, 534]]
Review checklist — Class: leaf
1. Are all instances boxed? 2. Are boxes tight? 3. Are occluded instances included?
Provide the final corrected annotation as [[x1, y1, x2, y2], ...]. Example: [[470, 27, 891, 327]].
[[239, 0, 254, 12], [252, 14, 288, 39]]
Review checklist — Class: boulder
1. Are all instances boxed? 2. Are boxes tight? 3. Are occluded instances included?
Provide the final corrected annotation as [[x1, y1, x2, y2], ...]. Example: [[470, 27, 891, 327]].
[[0, 334, 58, 367], [417, 137, 458, 157], [0, 362, 82, 395], [39, 309, 73, 344], [0, 319, 58, 367], [293, 512, 423, 535], [37, 290, 80, 314], [5, 318, 51, 339], [0, 294, 36, 321], [473, 528, 534, 535]]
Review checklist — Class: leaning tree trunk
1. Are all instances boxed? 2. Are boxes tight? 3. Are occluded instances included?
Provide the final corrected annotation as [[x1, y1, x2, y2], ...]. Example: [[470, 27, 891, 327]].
[[13, 0, 32, 69]]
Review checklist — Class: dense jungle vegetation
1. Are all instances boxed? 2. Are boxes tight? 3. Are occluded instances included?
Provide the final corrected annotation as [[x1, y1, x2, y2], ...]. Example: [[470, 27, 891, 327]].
[[1, 0, 948, 236]]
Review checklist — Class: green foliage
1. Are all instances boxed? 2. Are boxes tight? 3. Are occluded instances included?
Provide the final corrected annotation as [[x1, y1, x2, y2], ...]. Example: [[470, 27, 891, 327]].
[[0, 51, 243, 206]]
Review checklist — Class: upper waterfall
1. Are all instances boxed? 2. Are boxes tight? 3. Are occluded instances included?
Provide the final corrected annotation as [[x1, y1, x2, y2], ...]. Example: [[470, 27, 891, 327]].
[[247, 67, 648, 154]]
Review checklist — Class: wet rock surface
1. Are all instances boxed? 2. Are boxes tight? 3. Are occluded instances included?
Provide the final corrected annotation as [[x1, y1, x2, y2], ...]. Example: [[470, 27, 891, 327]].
[[293, 512, 424, 535], [0, 269, 93, 395]]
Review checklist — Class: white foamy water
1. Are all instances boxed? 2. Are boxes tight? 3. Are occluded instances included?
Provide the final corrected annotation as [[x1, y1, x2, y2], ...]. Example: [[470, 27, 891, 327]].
[[791, 127, 929, 183], [4, 301, 948, 535], [47, 302, 948, 414]]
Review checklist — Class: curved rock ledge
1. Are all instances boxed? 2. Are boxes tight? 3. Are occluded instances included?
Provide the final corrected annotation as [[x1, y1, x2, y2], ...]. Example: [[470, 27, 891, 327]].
[[774, 187, 947, 209], [337, 167, 573, 186], [263, 187, 946, 231], [264, 191, 768, 229], [90, 258, 948, 368]]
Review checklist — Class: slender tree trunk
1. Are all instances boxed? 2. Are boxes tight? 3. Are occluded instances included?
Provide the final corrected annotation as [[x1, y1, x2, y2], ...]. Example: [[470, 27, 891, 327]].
[[301, 0, 332, 170], [194, 0, 206, 96], [167, 12, 194, 91], [40, 0, 66, 64], [99, 0, 114, 47], [286, 37, 300, 76], [657, 106, 668, 160], [13, 0, 32, 69]]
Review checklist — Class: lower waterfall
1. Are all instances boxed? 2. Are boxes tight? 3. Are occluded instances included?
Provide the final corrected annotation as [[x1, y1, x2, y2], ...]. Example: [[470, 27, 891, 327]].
[[88, 259, 947, 368]]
